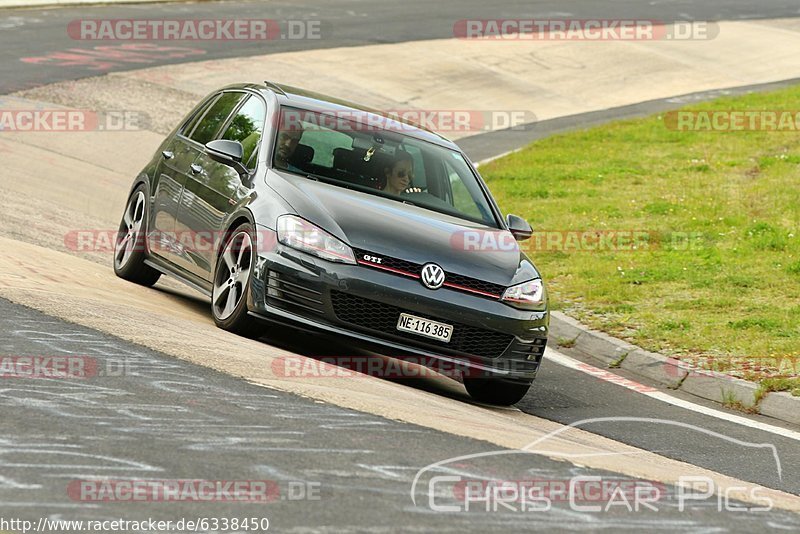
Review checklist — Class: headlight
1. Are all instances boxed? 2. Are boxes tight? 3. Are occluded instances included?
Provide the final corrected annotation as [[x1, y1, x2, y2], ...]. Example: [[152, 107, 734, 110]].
[[276, 215, 356, 264], [501, 279, 546, 309]]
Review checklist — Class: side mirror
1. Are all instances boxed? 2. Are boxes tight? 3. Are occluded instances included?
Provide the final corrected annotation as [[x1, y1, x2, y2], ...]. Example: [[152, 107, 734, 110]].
[[205, 139, 249, 177], [506, 214, 533, 241]]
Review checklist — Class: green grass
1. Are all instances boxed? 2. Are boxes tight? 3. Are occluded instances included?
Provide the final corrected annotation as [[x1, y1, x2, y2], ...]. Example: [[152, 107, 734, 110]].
[[758, 377, 800, 397], [481, 85, 800, 381]]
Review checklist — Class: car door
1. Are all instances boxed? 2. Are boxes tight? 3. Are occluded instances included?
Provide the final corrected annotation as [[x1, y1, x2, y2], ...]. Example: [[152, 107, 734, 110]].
[[147, 93, 220, 263], [166, 91, 248, 276], [174, 91, 265, 280]]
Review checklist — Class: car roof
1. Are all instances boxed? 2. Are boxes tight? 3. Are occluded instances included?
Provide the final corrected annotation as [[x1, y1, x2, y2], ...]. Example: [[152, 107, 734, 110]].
[[229, 81, 462, 151]]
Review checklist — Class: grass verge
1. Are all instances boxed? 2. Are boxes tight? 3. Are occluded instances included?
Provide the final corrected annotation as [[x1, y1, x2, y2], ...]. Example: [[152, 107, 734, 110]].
[[482, 85, 800, 387]]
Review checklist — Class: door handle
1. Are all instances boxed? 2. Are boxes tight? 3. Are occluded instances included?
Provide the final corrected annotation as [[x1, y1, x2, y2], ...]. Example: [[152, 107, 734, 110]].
[[190, 164, 203, 175], [162, 150, 174, 160]]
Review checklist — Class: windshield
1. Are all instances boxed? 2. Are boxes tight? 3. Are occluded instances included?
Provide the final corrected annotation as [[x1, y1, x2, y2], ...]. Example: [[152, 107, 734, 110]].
[[272, 106, 499, 226]]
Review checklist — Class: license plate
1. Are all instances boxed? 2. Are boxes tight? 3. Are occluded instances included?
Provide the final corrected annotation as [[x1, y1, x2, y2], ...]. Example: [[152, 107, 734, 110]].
[[396, 313, 453, 342]]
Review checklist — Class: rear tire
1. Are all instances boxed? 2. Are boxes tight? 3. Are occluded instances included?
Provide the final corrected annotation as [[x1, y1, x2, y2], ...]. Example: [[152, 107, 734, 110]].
[[463, 377, 531, 406], [211, 222, 262, 338], [113, 185, 161, 287]]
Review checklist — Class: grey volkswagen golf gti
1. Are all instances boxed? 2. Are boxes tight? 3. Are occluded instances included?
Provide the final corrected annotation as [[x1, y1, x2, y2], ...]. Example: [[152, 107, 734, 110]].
[[113, 82, 549, 405]]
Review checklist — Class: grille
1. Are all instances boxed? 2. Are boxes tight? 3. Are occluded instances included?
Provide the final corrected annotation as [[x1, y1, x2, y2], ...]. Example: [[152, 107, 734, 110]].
[[330, 291, 514, 360], [266, 270, 325, 315], [369, 254, 421, 277], [353, 248, 506, 299], [445, 272, 506, 297]]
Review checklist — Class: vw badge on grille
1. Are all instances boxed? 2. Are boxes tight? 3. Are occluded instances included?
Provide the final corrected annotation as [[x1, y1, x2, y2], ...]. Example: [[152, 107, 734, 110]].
[[420, 263, 445, 290]]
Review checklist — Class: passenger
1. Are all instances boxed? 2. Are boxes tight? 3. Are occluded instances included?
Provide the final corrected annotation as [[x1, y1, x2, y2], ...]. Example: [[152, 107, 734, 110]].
[[382, 150, 415, 196], [274, 127, 304, 171]]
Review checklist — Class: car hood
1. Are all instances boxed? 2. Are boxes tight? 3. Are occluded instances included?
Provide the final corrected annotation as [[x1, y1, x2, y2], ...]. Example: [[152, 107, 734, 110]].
[[267, 170, 540, 286]]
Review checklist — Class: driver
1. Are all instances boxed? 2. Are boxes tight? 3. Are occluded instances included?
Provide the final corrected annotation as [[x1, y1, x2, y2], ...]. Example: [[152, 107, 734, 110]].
[[382, 150, 415, 196], [274, 126, 304, 171]]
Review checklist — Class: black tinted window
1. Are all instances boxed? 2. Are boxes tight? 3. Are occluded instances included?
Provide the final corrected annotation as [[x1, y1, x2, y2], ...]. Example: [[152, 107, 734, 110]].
[[221, 95, 266, 168], [190, 92, 246, 145]]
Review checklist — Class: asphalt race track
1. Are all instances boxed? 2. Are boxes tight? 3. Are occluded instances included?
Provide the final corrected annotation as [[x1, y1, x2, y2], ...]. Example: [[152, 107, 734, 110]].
[[1, 0, 800, 531], [4, 298, 800, 531], [1, 0, 799, 93]]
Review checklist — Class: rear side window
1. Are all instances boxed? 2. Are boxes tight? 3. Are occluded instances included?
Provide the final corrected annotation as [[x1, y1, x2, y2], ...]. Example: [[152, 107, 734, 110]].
[[190, 92, 246, 146], [303, 129, 353, 167], [220, 95, 267, 169]]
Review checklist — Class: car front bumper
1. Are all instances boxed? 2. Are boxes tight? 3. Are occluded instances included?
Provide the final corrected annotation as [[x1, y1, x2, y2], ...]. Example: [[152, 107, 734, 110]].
[[248, 237, 549, 382]]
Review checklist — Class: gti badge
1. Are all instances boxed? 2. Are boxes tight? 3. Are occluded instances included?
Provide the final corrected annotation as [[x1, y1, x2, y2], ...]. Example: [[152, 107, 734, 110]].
[[420, 263, 445, 290]]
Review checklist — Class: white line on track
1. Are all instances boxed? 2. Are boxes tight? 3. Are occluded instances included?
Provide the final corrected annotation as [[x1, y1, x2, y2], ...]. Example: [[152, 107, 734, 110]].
[[545, 348, 800, 442]]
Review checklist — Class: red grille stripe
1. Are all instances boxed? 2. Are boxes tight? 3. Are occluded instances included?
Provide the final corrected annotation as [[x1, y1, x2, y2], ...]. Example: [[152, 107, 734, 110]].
[[357, 260, 419, 279]]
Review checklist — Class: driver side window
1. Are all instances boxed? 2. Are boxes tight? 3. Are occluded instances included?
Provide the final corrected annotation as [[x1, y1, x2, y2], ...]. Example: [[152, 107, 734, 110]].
[[220, 95, 267, 169], [181, 96, 217, 137], [190, 92, 247, 146]]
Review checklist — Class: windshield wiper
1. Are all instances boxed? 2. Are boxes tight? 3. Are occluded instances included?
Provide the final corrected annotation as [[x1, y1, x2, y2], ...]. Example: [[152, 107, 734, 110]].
[[305, 172, 363, 192], [305, 172, 344, 187]]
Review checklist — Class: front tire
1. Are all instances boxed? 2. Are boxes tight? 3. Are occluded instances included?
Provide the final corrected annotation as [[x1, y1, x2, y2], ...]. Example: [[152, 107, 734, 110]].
[[113, 185, 161, 287], [463, 377, 531, 406], [211, 222, 262, 337]]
